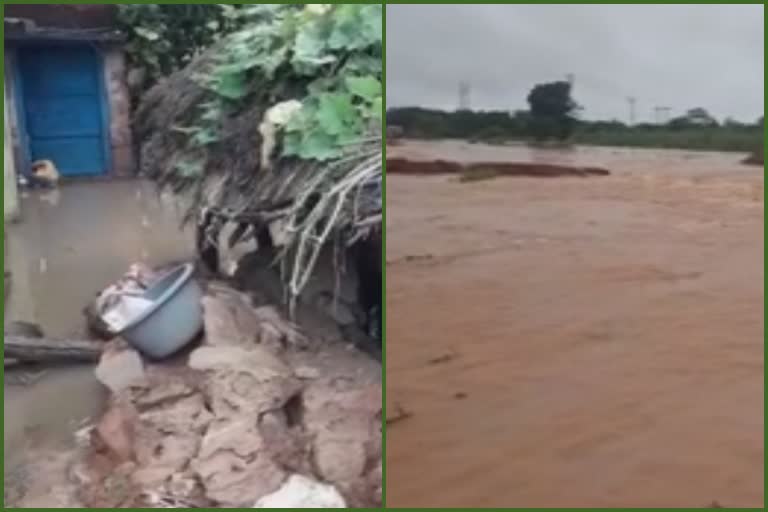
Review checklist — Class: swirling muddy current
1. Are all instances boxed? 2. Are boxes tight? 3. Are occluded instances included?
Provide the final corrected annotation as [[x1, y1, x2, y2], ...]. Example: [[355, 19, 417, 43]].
[[386, 141, 763, 508]]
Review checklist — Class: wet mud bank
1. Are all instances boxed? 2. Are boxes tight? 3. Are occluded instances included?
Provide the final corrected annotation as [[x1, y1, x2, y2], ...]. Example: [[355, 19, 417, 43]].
[[742, 147, 763, 165], [386, 157, 610, 178]]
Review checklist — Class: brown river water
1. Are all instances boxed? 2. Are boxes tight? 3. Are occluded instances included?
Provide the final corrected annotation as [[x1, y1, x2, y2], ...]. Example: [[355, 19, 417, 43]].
[[385, 141, 763, 508]]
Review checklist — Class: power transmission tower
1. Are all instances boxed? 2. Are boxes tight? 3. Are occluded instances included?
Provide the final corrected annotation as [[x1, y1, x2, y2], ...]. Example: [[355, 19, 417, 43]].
[[626, 97, 637, 125], [458, 81, 471, 111]]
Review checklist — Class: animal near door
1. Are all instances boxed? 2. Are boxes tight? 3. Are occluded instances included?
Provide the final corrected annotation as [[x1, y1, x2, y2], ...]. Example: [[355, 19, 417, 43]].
[[17, 45, 109, 176]]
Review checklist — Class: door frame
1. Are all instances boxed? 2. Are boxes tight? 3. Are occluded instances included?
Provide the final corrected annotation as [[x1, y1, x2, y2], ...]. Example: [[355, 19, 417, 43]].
[[11, 41, 113, 178]]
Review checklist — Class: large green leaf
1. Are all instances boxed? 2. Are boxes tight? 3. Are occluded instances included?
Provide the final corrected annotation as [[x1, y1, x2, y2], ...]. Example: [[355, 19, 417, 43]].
[[329, 4, 381, 50], [211, 72, 248, 100], [291, 18, 333, 71], [298, 130, 341, 161], [360, 4, 382, 42], [342, 55, 382, 76], [281, 131, 304, 157], [316, 93, 356, 136], [345, 76, 381, 102], [124, 3, 383, 176]]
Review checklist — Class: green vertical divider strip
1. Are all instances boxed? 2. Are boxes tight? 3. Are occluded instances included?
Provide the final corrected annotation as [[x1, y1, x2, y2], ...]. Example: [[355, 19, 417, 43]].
[[380, 2, 388, 508]]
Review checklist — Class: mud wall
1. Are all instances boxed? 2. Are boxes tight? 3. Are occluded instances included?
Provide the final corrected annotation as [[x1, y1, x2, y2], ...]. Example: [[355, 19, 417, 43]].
[[232, 238, 381, 350], [5, 5, 117, 30], [4, 49, 26, 192], [102, 48, 135, 177], [4, 82, 19, 221]]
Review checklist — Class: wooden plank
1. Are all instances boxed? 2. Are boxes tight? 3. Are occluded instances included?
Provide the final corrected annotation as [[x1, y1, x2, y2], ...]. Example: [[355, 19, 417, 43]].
[[5, 335, 102, 363]]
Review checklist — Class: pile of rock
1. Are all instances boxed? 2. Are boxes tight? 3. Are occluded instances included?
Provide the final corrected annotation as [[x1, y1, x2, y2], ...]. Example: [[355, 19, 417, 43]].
[[78, 283, 382, 508]]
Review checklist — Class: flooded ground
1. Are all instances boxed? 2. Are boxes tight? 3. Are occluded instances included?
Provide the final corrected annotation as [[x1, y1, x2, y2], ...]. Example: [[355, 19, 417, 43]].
[[4, 180, 193, 506], [4, 178, 382, 506], [386, 140, 763, 508]]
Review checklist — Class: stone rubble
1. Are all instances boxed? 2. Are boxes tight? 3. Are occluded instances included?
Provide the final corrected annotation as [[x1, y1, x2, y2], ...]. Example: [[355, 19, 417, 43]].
[[82, 282, 381, 508], [94, 346, 146, 393]]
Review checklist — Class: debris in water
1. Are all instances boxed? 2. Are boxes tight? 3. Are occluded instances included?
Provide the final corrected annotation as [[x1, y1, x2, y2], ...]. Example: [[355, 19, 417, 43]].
[[88, 263, 158, 335], [428, 351, 459, 365], [387, 254, 435, 266], [101, 295, 154, 333], [387, 158, 611, 179], [30, 159, 61, 188], [386, 404, 413, 426], [4, 335, 101, 364]]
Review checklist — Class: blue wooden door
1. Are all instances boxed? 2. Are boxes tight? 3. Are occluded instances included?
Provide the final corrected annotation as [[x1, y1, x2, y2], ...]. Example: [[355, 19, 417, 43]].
[[18, 45, 108, 177]]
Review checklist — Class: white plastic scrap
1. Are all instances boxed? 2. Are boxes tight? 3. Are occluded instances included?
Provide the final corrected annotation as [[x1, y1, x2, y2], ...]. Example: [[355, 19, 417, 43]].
[[253, 475, 347, 508], [95, 263, 157, 333], [101, 295, 154, 333], [266, 100, 303, 127]]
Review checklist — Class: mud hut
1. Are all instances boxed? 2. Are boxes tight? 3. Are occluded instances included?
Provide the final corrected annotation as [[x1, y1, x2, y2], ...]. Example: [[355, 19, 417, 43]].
[[133, 5, 382, 339]]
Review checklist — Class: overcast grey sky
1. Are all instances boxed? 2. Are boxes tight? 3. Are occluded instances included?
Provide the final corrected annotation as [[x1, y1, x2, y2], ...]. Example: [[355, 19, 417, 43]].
[[387, 4, 764, 123]]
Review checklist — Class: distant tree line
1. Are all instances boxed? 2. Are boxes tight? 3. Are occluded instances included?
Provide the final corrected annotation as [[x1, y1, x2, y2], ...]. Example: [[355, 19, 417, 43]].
[[387, 81, 763, 152]]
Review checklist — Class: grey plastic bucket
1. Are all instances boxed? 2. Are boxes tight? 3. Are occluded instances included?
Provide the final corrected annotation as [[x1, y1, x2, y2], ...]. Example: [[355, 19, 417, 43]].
[[118, 263, 203, 359]]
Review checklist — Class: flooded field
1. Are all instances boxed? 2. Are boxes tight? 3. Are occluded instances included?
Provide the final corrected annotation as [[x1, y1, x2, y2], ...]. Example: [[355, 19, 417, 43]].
[[4, 180, 193, 506], [386, 140, 764, 507]]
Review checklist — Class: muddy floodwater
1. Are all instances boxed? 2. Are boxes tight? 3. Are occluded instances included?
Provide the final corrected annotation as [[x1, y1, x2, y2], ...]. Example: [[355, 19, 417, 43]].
[[386, 141, 763, 508], [4, 180, 193, 506]]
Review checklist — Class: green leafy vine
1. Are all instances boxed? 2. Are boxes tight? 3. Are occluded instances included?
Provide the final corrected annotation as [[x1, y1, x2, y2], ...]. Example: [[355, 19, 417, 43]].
[[176, 4, 382, 174]]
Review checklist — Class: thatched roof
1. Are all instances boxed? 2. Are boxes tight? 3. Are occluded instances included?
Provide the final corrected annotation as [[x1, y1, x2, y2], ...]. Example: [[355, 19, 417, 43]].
[[134, 36, 381, 306], [134, 48, 381, 228]]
